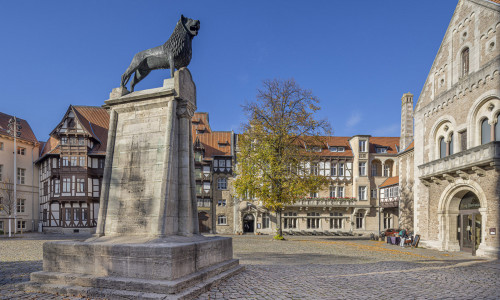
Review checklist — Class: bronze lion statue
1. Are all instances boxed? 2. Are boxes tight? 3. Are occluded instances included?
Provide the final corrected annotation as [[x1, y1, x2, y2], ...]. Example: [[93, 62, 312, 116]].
[[121, 15, 200, 92]]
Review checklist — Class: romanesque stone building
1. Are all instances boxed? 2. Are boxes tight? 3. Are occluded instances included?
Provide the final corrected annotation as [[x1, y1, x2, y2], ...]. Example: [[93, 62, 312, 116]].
[[414, 0, 500, 257], [0, 112, 40, 233], [36, 106, 109, 233]]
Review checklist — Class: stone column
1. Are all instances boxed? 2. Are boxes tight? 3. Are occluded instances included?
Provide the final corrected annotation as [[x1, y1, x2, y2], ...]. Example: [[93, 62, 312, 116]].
[[177, 99, 197, 235]]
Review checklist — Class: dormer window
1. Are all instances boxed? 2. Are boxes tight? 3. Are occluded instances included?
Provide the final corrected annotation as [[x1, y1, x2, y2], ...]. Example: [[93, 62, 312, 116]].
[[375, 147, 388, 153], [196, 129, 205, 134], [329, 147, 337, 152], [311, 146, 321, 152], [338, 147, 345, 152]]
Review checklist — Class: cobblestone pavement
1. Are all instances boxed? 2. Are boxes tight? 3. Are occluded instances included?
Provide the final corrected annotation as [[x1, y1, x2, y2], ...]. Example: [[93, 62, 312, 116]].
[[1, 233, 499, 299]]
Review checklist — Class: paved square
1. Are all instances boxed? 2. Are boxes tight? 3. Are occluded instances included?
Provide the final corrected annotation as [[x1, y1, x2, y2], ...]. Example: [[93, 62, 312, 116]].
[[1, 234, 499, 299]]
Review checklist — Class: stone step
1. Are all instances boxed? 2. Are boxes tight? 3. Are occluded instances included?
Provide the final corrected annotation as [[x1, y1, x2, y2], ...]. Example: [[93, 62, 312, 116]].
[[21, 260, 244, 299]]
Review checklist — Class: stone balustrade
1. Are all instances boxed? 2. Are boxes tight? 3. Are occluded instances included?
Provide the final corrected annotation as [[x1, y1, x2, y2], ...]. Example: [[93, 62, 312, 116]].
[[418, 141, 500, 179], [286, 199, 357, 207]]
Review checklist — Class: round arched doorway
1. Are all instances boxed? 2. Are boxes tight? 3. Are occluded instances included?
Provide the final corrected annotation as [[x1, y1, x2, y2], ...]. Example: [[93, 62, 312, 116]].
[[243, 214, 255, 233], [457, 192, 481, 254]]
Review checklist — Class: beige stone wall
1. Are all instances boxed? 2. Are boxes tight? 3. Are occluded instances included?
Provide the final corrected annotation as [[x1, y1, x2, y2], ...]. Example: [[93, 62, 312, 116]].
[[0, 135, 40, 233], [213, 173, 235, 234]]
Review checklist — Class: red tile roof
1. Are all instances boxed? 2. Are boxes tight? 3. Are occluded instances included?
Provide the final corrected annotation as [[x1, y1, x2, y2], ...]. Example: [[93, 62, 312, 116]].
[[379, 176, 399, 188], [315, 136, 353, 157], [369, 137, 400, 154], [0, 111, 38, 144], [192, 112, 232, 159], [39, 106, 109, 160], [73, 106, 110, 154], [488, 0, 500, 4]]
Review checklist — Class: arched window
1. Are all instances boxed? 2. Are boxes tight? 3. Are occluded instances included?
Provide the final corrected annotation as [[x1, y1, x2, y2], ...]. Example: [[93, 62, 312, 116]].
[[449, 133, 454, 155], [439, 137, 446, 158], [481, 118, 490, 144], [496, 114, 500, 141], [461, 48, 469, 77]]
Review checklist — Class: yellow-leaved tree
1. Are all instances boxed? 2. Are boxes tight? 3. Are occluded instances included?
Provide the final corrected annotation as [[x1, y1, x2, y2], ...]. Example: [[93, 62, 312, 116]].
[[234, 78, 331, 238]]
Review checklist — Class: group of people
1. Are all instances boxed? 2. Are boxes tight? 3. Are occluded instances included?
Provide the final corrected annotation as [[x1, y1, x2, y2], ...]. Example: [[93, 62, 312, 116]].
[[397, 228, 411, 247]]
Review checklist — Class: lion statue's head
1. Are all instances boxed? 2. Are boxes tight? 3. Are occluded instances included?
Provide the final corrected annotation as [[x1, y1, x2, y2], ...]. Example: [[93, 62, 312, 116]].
[[181, 15, 200, 36]]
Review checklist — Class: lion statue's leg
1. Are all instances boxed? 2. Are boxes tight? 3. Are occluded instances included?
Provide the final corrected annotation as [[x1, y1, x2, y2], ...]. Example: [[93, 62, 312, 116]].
[[130, 68, 151, 92]]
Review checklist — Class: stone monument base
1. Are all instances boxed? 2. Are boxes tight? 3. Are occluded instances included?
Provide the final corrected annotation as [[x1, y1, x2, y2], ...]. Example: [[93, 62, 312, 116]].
[[18, 235, 243, 299]]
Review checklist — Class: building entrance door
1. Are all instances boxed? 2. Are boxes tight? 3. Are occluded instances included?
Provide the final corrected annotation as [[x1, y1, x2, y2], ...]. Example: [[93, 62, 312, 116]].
[[243, 214, 254, 233], [457, 192, 481, 255]]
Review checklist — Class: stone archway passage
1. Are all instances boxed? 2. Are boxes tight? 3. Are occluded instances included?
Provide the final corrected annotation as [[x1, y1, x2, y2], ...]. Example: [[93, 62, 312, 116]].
[[243, 214, 255, 233]]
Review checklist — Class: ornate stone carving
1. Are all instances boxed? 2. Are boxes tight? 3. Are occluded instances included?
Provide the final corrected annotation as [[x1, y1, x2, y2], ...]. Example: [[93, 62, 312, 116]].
[[176, 100, 196, 118]]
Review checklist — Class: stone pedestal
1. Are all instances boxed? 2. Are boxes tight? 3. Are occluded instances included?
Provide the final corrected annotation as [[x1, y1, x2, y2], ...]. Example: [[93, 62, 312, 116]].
[[19, 68, 242, 299]]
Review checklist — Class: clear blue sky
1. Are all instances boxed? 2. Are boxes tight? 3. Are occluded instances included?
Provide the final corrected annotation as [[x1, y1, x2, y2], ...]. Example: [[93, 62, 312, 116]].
[[0, 0, 457, 142]]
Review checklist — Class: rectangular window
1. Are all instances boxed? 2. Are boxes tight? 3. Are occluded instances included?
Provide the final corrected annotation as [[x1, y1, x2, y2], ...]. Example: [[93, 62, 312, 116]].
[[82, 208, 88, 221], [330, 212, 343, 229], [306, 212, 320, 229], [359, 140, 367, 152], [79, 157, 85, 167], [329, 186, 336, 198], [69, 137, 76, 145], [71, 156, 77, 167], [331, 163, 337, 176], [17, 221, 26, 230], [17, 147, 26, 155], [16, 199, 25, 213], [0, 142, 3, 150], [17, 168, 25, 184], [356, 212, 364, 229], [74, 208, 81, 222], [99, 159, 105, 169], [65, 208, 72, 221], [217, 215, 227, 225], [0, 164, 3, 181], [359, 162, 366, 176], [371, 188, 377, 199], [203, 182, 210, 192], [43, 181, 48, 196], [310, 191, 318, 198], [202, 166, 210, 174], [78, 137, 85, 145], [219, 160, 226, 168], [310, 163, 318, 175], [54, 179, 60, 194], [262, 213, 270, 229], [62, 157, 69, 167], [371, 164, 378, 176], [337, 186, 344, 198], [217, 199, 226, 206], [43, 209, 47, 222], [383, 165, 390, 177], [217, 178, 227, 190], [92, 179, 100, 195], [384, 213, 392, 229], [195, 152, 202, 162], [61, 137, 68, 145], [63, 178, 71, 192], [76, 178, 85, 193], [283, 212, 297, 229], [358, 186, 367, 200], [338, 163, 344, 176]]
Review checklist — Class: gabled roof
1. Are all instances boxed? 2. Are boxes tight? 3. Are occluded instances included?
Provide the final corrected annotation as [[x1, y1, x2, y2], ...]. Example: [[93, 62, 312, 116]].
[[39, 105, 109, 160], [314, 136, 353, 157], [194, 131, 232, 159], [72, 106, 109, 154], [0, 112, 38, 144], [369, 137, 400, 154], [379, 176, 399, 188]]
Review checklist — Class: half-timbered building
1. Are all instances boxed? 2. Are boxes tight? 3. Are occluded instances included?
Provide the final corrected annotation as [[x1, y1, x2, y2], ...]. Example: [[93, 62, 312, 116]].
[[37, 105, 109, 233]]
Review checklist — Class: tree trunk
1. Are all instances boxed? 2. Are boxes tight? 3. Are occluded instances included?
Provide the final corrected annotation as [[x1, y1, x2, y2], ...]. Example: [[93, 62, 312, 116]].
[[277, 209, 283, 237]]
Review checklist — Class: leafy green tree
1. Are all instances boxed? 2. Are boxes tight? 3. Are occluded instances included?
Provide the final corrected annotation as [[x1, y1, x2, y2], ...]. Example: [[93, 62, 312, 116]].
[[234, 78, 331, 238]]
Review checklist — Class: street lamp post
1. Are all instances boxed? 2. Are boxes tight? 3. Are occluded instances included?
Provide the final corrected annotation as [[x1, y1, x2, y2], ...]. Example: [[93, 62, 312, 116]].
[[7, 117, 21, 237]]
